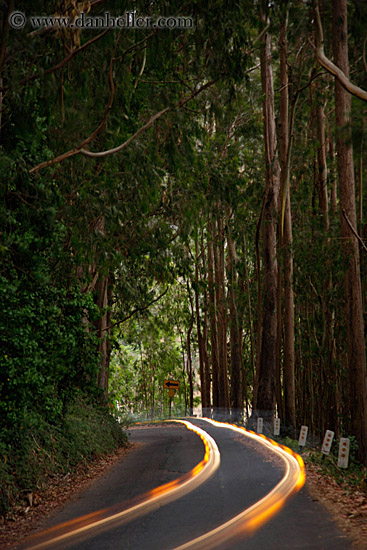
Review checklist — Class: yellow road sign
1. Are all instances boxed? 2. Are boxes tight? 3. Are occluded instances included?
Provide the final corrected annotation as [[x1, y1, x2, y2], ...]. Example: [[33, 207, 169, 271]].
[[164, 379, 180, 390], [168, 388, 176, 398]]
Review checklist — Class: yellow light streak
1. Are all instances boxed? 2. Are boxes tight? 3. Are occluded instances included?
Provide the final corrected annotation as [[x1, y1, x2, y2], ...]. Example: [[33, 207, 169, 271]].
[[173, 418, 306, 550], [22, 420, 220, 550]]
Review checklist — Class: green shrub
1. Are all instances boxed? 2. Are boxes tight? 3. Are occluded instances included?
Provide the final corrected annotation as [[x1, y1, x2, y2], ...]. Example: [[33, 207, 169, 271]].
[[0, 397, 127, 519]]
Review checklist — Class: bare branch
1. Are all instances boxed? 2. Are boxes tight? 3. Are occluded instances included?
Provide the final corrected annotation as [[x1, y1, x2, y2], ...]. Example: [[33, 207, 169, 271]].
[[78, 80, 215, 158], [30, 60, 215, 171], [106, 287, 169, 331], [313, 3, 367, 102], [70, 80, 216, 159], [342, 209, 367, 252], [80, 107, 170, 158]]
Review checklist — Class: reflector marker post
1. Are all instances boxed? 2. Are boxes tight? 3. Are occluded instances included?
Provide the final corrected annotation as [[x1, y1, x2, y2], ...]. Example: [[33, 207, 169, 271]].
[[298, 425, 308, 447], [257, 417, 263, 434], [273, 418, 280, 436], [337, 437, 350, 468], [321, 430, 334, 455]]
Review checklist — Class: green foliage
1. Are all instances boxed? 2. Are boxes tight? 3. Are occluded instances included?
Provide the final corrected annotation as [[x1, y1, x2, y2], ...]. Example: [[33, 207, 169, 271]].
[[0, 278, 101, 431], [0, 174, 102, 435], [2, 0, 367, 518], [308, 436, 367, 490], [109, 284, 197, 419], [0, 397, 127, 518]]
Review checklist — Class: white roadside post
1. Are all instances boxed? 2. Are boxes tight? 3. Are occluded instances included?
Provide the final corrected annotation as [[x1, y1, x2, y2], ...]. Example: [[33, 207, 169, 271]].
[[257, 417, 263, 434], [337, 438, 350, 468], [321, 430, 335, 455], [298, 425, 308, 447], [274, 417, 280, 436]]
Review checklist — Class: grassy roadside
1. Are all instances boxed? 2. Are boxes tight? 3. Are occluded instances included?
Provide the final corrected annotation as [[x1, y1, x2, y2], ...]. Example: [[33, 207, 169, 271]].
[[0, 397, 127, 521]]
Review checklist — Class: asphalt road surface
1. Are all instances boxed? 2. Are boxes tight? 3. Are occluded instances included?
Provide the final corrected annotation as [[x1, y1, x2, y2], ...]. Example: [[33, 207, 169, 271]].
[[21, 418, 353, 550]]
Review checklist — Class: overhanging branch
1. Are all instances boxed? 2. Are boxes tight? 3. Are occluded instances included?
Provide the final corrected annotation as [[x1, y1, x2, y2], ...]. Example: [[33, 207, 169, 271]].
[[30, 78, 216, 172], [106, 287, 169, 331], [80, 78, 217, 158], [313, 3, 367, 102], [342, 209, 367, 252]]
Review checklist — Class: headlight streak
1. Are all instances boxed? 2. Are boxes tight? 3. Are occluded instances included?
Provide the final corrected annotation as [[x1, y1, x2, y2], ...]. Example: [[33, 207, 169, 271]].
[[173, 418, 306, 550], [22, 420, 220, 550]]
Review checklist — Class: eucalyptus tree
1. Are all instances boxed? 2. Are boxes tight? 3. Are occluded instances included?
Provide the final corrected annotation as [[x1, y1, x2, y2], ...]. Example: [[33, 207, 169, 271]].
[[254, 0, 281, 422]]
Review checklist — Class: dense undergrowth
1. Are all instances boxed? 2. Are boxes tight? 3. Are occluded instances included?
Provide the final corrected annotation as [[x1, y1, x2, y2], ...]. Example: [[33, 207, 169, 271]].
[[306, 440, 367, 491], [0, 397, 127, 519]]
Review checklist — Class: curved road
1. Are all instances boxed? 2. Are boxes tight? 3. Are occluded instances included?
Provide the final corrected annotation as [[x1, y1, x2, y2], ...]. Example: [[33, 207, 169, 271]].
[[21, 418, 352, 550]]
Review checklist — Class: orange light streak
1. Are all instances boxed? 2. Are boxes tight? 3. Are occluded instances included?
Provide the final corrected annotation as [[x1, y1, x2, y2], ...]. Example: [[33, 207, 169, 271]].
[[22, 420, 220, 550], [174, 418, 306, 550]]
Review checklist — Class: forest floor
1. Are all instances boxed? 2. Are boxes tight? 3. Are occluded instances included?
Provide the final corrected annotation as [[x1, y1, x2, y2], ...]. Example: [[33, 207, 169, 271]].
[[304, 458, 367, 549], [0, 437, 366, 549]]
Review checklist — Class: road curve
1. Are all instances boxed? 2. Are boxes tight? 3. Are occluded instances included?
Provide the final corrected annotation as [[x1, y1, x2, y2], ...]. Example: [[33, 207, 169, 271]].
[[173, 418, 305, 550], [20, 418, 352, 550], [21, 421, 220, 550]]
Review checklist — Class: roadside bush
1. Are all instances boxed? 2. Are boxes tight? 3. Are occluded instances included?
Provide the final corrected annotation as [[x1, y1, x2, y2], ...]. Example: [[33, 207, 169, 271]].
[[0, 397, 127, 519]]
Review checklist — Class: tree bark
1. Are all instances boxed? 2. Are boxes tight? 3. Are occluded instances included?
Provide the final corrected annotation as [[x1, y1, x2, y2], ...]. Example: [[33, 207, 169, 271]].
[[332, 0, 367, 465], [95, 275, 110, 397], [279, 13, 296, 429], [227, 227, 243, 421], [316, 93, 329, 230], [200, 234, 212, 414], [194, 238, 207, 411], [256, 3, 280, 421], [186, 281, 195, 415], [214, 209, 230, 415], [243, 236, 254, 416], [207, 218, 220, 414]]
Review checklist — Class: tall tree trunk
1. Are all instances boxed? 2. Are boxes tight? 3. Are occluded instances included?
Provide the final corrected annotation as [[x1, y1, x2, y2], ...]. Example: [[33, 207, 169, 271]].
[[316, 91, 330, 230], [256, 3, 280, 421], [179, 332, 188, 416], [242, 236, 254, 417], [214, 209, 230, 415], [279, 12, 296, 429], [95, 275, 110, 397], [358, 118, 366, 231], [227, 227, 243, 421], [201, 235, 212, 414], [253, 207, 263, 410], [194, 238, 207, 411], [332, 0, 367, 465], [328, 125, 338, 213], [315, 74, 339, 437], [186, 281, 195, 415], [207, 218, 220, 414]]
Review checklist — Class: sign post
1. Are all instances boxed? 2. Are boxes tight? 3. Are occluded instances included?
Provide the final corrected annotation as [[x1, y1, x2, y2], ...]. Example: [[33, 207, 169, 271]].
[[164, 380, 180, 419]]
